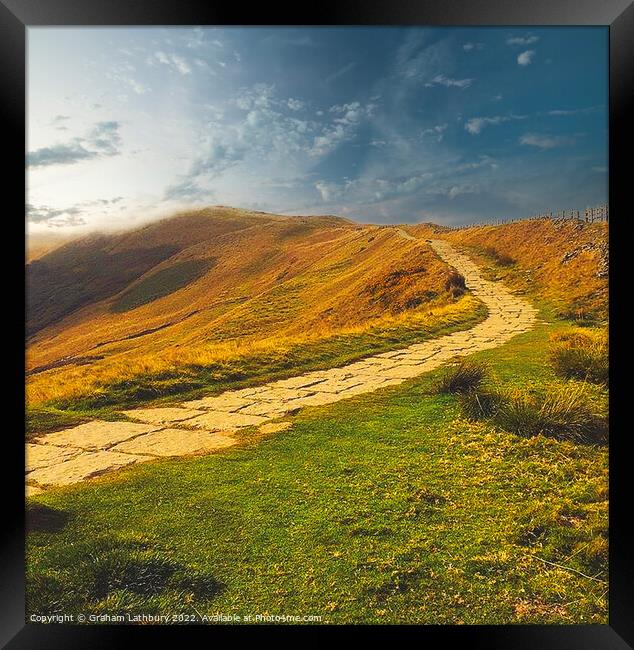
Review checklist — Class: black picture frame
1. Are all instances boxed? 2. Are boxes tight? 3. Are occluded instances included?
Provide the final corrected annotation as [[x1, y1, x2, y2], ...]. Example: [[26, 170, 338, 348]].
[[4, 0, 632, 645]]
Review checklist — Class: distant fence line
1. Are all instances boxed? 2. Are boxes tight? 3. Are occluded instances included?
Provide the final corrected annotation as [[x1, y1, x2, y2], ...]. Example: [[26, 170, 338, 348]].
[[452, 203, 609, 230]]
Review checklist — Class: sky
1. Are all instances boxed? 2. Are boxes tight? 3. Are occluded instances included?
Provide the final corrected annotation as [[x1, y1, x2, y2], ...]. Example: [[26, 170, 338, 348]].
[[27, 26, 608, 232]]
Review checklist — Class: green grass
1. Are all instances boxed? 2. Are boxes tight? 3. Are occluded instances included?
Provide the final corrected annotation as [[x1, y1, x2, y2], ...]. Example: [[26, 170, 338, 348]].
[[27, 317, 608, 624], [432, 359, 488, 394], [111, 259, 213, 313], [27, 299, 487, 435]]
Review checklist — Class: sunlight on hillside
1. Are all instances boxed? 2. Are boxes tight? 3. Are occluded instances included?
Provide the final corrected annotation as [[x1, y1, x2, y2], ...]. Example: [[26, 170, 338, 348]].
[[26, 208, 476, 406]]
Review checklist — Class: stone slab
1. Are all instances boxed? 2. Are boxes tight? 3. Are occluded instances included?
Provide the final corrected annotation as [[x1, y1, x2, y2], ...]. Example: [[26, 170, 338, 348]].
[[28, 450, 153, 486], [121, 407, 206, 425], [42, 421, 160, 451], [184, 411, 269, 431], [112, 428, 237, 457], [26, 443, 82, 472]]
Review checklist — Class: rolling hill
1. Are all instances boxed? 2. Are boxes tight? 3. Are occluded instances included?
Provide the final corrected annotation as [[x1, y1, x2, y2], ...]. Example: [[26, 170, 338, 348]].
[[26, 207, 608, 411], [407, 217, 609, 321], [26, 207, 473, 406]]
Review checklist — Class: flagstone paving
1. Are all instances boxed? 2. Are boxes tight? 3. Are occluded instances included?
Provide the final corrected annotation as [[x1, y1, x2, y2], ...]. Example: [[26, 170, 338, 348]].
[[26, 238, 538, 492]]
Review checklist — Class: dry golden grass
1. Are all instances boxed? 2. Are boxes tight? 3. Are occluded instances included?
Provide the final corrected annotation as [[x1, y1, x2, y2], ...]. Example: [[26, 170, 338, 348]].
[[409, 218, 608, 321], [26, 295, 480, 405], [27, 207, 468, 405]]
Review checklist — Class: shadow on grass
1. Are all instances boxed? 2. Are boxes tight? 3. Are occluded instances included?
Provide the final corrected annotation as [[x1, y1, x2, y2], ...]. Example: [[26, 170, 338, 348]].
[[26, 504, 70, 533], [27, 535, 225, 615]]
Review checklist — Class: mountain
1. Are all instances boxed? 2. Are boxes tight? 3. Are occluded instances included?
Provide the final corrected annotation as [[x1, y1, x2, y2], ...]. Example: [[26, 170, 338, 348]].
[[26, 207, 460, 402]]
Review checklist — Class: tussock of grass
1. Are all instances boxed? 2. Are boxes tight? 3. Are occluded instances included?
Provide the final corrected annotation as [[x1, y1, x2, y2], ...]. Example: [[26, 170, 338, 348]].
[[459, 386, 506, 420], [444, 271, 466, 298], [460, 382, 608, 445], [549, 328, 608, 385], [484, 246, 515, 267], [433, 359, 488, 394]]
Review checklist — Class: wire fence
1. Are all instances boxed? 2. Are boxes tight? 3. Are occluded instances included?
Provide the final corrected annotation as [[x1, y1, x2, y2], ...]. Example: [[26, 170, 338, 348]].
[[452, 203, 609, 230]]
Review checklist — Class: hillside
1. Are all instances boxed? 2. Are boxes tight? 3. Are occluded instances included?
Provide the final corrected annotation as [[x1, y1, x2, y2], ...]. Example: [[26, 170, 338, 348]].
[[26, 207, 473, 406], [407, 218, 608, 321], [26, 231, 76, 262]]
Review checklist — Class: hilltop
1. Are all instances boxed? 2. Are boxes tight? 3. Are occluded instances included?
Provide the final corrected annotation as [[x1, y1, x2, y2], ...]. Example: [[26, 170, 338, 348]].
[[26, 207, 608, 411], [27, 207, 473, 407]]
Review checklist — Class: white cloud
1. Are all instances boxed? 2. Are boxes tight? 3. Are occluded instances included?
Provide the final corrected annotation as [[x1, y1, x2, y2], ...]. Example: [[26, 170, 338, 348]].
[[234, 83, 276, 111], [425, 74, 473, 89], [315, 180, 340, 201], [185, 27, 205, 49], [464, 114, 526, 135], [519, 133, 575, 149], [506, 35, 540, 46], [28, 121, 123, 168], [311, 102, 374, 157], [150, 51, 192, 75], [107, 62, 149, 94], [465, 116, 503, 134], [421, 124, 448, 141], [463, 42, 484, 52], [517, 50, 536, 66], [287, 98, 305, 111], [395, 34, 452, 81]]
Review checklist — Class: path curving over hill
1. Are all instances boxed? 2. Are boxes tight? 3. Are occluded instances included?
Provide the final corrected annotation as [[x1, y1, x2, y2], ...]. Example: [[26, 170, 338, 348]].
[[26, 238, 538, 494]]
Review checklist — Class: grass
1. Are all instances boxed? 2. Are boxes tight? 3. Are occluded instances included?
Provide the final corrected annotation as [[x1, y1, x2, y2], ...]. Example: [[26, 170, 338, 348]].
[[483, 246, 516, 267], [433, 359, 488, 394], [491, 383, 608, 445], [111, 259, 213, 313], [26, 317, 608, 624], [411, 218, 608, 322], [27, 296, 487, 436], [549, 328, 608, 385]]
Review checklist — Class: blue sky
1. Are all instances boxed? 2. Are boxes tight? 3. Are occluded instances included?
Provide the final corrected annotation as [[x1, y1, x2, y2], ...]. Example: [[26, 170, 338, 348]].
[[27, 26, 608, 231]]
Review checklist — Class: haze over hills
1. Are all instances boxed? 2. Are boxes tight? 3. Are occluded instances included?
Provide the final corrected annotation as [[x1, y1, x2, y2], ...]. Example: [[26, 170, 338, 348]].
[[26, 231, 77, 262]]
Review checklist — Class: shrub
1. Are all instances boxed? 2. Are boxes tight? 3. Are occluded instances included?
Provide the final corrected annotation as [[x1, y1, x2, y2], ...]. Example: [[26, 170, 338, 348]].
[[445, 271, 466, 298], [459, 382, 608, 444], [484, 247, 515, 267], [459, 386, 507, 420], [549, 329, 608, 385], [493, 384, 608, 444], [433, 359, 488, 394]]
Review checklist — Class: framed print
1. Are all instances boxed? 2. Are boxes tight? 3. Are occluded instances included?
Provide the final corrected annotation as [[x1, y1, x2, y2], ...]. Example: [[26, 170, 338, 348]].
[[3, 0, 633, 645]]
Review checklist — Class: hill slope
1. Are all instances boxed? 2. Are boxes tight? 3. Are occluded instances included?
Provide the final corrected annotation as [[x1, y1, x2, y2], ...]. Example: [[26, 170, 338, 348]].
[[27, 207, 474, 406], [407, 218, 608, 321]]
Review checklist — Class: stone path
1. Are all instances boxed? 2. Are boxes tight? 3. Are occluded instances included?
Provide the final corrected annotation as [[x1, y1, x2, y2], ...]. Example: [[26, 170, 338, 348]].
[[26, 238, 538, 496]]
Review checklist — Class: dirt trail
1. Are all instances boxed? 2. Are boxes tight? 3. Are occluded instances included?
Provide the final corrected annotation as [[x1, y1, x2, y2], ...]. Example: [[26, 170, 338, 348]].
[[26, 237, 538, 494]]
